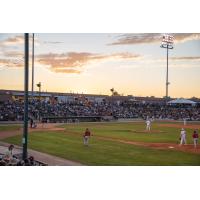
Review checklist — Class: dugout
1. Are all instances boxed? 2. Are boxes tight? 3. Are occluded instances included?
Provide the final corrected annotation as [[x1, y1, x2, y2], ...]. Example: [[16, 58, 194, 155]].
[[41, 116, 103, 123]]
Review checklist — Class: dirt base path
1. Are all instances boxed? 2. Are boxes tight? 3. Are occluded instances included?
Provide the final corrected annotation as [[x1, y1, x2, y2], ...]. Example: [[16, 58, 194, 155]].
[[29, 123, 65, 132], [0, 123, 65, 139], [94, 135, 200, 155], [0, 130, 22, 139]]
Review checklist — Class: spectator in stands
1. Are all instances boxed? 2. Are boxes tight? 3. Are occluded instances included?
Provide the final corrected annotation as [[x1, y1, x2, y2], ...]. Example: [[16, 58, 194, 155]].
[[28, 156, 36, 166], [0, 159, 6, 166], [24, 158, 31, 166], [16, 160, 25, 166], [0, 99, 200, 122], [3, 144, 14, 161], [3, 144, 19, 165]]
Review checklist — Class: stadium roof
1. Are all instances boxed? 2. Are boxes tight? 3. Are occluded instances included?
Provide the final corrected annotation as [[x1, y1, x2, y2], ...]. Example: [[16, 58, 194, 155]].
[[167, 98, 196, 105]]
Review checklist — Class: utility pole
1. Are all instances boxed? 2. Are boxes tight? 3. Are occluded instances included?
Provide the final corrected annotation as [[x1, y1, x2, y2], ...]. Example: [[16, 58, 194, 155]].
[[22, 33, 29, 160], [32, 33, 34, 98], [160, 34, 174, 101]]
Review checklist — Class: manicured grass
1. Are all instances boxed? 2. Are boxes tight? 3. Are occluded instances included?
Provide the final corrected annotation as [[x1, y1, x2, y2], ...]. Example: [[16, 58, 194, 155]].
[[61, 122, 196, 143], [2, 129, 200, 166], [0, 124, 21, 131]]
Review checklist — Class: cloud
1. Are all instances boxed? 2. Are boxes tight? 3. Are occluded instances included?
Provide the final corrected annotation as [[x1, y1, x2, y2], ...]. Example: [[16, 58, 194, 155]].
[[140, 56, 200, 64], [1, 35, 24, 46], [0, 34, 40, 49], [171, 56, 200, 61], [173, 34, 200, 43], [43, 41, 63, 44], [141, 56, 200, 69], [108, 33, 200, 45], [0, 58, 23, 68], [0, 34, 38, 68], [50, 68, 81, 74], [37, 52, 141, 74], [0, 50, 141, 73], [0, 49, 24, 68], [3, 51, 24, 58]]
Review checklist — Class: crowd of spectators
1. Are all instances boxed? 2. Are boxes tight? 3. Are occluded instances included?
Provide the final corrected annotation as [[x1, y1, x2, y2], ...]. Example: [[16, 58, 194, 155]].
[[0, 99, 200, 121], [0, 145, 40, 166], [117, 102, 200, 120]]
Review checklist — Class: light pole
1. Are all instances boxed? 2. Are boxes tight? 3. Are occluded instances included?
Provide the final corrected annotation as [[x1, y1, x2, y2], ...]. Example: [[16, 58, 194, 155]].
[[22, 33, 29, 160], [36, 82, 41, 121], [32, 33, 34, 98], [160, 34, 174, 101]]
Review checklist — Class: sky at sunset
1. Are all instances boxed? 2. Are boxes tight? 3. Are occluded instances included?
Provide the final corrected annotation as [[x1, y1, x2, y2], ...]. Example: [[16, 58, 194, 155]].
[[0, 33, 199, 98]]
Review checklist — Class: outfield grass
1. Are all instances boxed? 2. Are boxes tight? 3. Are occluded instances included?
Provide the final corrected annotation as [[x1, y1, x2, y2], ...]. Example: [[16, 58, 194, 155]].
[[2, 121, 200, 166], [0, 124, 21, 131], [61, 122, 196, 144]]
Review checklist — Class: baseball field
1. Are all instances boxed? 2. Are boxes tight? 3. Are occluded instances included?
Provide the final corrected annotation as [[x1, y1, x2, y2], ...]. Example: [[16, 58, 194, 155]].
[[0, 121, 200, 165]]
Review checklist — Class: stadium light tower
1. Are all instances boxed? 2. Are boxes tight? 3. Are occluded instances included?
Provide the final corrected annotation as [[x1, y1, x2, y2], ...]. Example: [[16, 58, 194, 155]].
[[31, 33, 35, 98], [22, 33, 29, 160], [160, 34, 174, 100]]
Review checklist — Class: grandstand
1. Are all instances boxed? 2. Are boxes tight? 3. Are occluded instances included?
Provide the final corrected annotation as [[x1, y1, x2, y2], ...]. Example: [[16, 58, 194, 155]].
[[0, 89, 200, 122]]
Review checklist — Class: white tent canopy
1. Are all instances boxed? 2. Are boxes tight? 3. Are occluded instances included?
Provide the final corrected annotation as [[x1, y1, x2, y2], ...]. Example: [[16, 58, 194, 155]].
[[168, 98, 196, 105]]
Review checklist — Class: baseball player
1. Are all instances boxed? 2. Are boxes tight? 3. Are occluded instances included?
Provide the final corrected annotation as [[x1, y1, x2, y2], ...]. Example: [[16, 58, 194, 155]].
[[180, 128, 187, 145], [83, 128, 91, 146], [192, 130, 199, 148], [146, 119, 151, 131]]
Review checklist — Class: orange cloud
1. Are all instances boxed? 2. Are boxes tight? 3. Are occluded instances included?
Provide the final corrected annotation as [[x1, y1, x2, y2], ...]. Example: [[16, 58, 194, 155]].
[[1, 35, 24, 46], [0, 48, 24, 68], [109, 33, 200, 45], [50, 68, 82, 74], [3, 51, 24, 58], [0, 34, 39, 48], [0, 48, 141, 73], [37, 52, 141, 74], [0, 58, 23, 68]]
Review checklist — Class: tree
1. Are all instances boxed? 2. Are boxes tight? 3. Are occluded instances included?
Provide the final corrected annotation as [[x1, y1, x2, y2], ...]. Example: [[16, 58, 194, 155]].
[[110, 88, 119, 96]]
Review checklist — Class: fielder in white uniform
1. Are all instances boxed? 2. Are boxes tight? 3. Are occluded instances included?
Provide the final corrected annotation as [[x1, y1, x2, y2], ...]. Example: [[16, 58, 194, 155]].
[[180, 128, 187, 145], [146, 119, 151, 131]]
